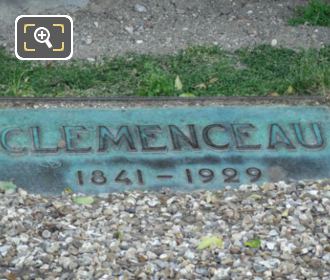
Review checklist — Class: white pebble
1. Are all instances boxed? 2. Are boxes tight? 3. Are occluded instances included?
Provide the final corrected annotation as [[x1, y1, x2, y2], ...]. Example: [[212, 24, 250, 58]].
[[159, 253, 168, 260], [125, 26, 134, 35], [271, 39, 277, 46], [266, 242, 276, 250], [134, 4, 147, 13], [42, 230, 51, 239], [184, 250, 195, 260]]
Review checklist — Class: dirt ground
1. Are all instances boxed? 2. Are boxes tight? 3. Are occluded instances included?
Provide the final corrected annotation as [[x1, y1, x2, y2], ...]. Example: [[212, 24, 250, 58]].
[[0, 0, 329, 59]]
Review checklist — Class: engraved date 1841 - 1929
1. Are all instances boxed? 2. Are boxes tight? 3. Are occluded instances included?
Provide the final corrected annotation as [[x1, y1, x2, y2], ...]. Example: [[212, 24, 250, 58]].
[[76, 167, 262, 187]]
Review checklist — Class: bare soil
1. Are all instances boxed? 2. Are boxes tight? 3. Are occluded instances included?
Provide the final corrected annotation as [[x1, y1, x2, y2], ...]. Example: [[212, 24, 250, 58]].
[[0, 0, 329, 59]]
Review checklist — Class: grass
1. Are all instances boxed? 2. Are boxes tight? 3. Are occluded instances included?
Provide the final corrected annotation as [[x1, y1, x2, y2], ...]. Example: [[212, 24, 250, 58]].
[[0, 45, 329, 97], [289, 0, 330, 27]]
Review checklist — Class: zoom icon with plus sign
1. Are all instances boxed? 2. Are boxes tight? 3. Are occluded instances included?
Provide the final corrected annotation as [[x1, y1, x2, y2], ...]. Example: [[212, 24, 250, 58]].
[[15, 15, 73, 60]]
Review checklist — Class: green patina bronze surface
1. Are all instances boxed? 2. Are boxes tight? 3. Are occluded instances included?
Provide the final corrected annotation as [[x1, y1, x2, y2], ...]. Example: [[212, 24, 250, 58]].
[[0, 103, 328, 194]]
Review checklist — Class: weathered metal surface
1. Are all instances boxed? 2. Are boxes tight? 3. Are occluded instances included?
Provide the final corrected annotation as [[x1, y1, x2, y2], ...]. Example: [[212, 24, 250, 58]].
[[0, 105, 329, 194]]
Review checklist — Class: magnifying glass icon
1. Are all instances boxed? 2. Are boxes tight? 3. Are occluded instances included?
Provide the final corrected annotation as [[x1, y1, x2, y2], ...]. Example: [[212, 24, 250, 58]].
[[34, 27, 53, 49]]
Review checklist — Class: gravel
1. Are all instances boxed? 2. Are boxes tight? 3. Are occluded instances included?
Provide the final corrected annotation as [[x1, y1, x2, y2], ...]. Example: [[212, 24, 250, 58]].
[[0, 0, 329, 59], [1, 180, 330, 279]]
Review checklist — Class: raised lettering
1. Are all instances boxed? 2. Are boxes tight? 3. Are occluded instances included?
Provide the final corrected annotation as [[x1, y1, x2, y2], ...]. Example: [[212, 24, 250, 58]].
[[98, 126, 136, 152], [231, 123, 261, 150], [0, 127, 26, 154], [138, 125, 167, 152], [292, 123, 325, 149], [169, 125, 200, 150], [63, 126, 92, 153], [202, 124, 230, 150], [30, 126, 59, 153], [268, 124, 295, 149]]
